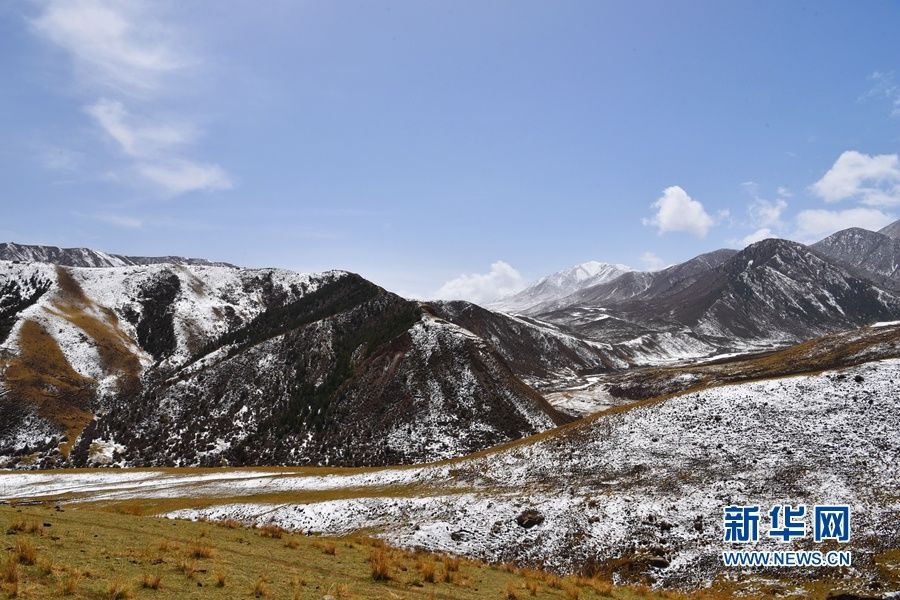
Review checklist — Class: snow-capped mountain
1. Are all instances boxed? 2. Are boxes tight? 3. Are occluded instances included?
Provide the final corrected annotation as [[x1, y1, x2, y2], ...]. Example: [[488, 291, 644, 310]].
[[488, 260, 632, 313], [524, 237, 900, 364], [0, 241, 234, 268], [812, 226, 900, 283], [0, 250, 568, 468], [878, 217, 900, 239]]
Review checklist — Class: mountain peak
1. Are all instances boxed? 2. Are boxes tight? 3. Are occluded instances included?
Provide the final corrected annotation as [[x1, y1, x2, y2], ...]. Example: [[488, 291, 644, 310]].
[[491, 261, 632, 313], [0, 241, 235, 269], [878, 218, 900, 240]]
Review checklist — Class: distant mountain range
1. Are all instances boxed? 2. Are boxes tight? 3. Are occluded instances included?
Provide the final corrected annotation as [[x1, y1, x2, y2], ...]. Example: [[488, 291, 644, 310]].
[[3, 218, 900, 468], [0, 241, 235, 268], [488, 260, 632, 313]]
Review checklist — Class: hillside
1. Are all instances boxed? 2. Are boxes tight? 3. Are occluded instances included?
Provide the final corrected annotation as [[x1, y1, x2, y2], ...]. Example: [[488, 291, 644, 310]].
[[0, 257, 567, 468], [0, 504, 674, 600], [4, 329, 899, 598]]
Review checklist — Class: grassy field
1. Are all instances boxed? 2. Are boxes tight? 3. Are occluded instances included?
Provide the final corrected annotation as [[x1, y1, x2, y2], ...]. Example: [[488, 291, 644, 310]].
[[0, 503, 706, 600]]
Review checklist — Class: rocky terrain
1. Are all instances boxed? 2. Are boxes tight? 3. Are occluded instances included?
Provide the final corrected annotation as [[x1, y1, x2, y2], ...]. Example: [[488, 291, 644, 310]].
[[488, 261, 632, 314], [3, 346, 898, 596], [0, 257, 567, 468]]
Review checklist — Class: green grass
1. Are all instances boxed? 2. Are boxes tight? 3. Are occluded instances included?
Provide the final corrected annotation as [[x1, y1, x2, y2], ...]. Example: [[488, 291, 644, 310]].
[[0, 504, 694, 600]]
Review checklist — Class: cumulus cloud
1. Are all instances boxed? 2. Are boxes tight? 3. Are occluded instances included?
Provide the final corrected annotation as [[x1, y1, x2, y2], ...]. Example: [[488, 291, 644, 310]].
[[30, 0, 186, 96], [434, 261, 525, 304], [811, 150, 900, 206], [738, 228, 774, 247], [643, 186, 715, 238], [748, 198, 787, 229], [794, 207, 895, 242], [638, 251, 665, 271]]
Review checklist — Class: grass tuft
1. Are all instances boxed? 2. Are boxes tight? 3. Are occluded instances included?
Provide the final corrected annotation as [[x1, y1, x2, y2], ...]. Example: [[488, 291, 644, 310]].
[[188, 543, 215, 559], [258, 524, 284, 539], [252, 577, 269, 598], [141, 573, 161, 590], [2, 553, 19, 584], [369, 548, 392, 581], [14, 538, 37, 565], [106, 581, 133, 600]]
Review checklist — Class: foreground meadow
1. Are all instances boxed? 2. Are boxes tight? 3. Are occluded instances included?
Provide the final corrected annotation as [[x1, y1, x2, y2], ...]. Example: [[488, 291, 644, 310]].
[[0, 503, 694, 600]]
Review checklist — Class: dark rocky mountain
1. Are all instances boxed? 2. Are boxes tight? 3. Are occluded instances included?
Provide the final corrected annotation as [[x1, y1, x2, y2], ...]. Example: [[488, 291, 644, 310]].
[[0, 255, 567, 468], [0, 241, 234, 268], [7, 227, 900, 468], [878, 217, 900, 239], [526, 239, 900, 361], [812, 227, 900, 284]]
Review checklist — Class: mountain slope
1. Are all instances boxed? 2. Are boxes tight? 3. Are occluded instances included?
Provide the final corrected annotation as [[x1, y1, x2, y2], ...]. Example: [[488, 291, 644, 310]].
[[0, 257, 567, 468], [0, 241, 234, 268], [878, 217, 900, 239], [812, 226, 900, 284], [488, 261, 632, 313]]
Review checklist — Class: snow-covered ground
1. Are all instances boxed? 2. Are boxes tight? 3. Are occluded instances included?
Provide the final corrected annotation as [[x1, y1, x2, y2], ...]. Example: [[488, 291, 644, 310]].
[[3, 357, 898, 591]]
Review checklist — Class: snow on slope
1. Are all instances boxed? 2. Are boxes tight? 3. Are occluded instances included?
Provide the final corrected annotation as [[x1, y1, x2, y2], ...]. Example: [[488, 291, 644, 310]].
[[167, 358, 898, 588], [488, 261, 633, 313], [4, 356, 896, 590], [1, 260, 338, 373]]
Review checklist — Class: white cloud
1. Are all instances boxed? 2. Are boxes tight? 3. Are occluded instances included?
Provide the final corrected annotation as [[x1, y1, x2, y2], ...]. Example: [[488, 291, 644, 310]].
[[137, 160, 232, 195], [638, 251, 665, 271], [434, 261, 525, 304], [643, 186, 715, 238], [30, 0, 186, 96], [95, 213, 143, 228], [794, 207, 895, 242], [748, 198, 787, 228], [738, 228, 774, 247], [776, 186, 793, 198], [861, 71, 900, 118], [85, 99, 194, 157], [811, 150, 900, 206], [29, 1, 230, 197]]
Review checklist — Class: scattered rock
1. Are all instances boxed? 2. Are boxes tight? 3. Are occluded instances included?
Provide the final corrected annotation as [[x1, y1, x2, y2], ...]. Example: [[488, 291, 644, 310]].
[[516, 509, 544, 529]]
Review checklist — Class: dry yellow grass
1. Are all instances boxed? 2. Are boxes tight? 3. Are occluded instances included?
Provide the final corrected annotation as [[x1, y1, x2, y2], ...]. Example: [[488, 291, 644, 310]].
[[14, 538, 37, 565], [369, 547, 392, 581], [140, 572, 161, 589]]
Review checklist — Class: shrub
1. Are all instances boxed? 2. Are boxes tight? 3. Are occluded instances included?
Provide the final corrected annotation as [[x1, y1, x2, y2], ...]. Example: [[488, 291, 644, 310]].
[[14, 538, 37, 565], [322, 540, 337, 556], [189, 543, 215, 559], [259, 524, 284, 539], [369, 548, 392, 581], [7, 519, 43, 536], [506, 581, 520, 600], [442, 554, 461, 572], [141, 573, 161, 589], [252, 577, 269, 598], [214, 571, 226, 587], [106, 581, 133, 600], [177, 559, 197, 579], [283, 538, 300, 549], [420, 560, 436, 583], [59, 571, 82, 595], [525, 579, 539, 596], [2, 553, 19, 584]]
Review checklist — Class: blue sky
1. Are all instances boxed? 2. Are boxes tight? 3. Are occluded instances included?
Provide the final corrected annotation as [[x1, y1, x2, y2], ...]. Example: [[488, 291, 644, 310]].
[[2, 1, 900, 301]]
